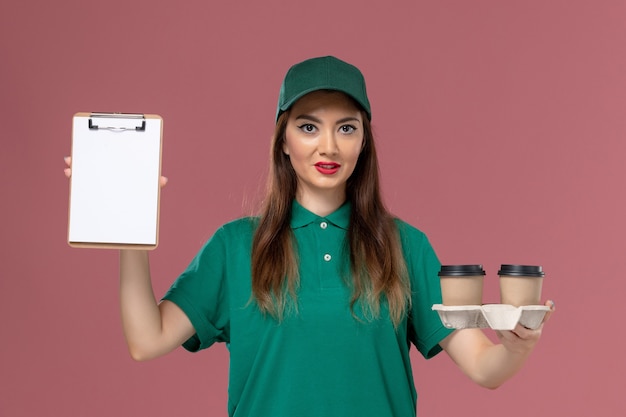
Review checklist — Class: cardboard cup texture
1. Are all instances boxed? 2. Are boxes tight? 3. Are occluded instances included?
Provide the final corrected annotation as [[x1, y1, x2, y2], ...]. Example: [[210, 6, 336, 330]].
[[439, 265, 485, 306], [498, 265, 544, 306]]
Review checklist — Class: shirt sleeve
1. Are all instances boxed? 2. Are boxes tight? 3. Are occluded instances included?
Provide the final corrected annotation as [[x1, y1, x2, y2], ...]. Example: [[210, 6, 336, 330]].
[[396, 220, 454, 359], [162, 226, 231, 352]]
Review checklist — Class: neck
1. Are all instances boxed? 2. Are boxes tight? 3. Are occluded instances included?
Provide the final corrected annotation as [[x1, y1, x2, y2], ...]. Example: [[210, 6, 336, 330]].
[[295, 188, 346, 217]]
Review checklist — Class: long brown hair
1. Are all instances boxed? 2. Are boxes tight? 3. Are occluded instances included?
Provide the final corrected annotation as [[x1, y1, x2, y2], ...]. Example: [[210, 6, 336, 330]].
[[251, 107, 410, 326]]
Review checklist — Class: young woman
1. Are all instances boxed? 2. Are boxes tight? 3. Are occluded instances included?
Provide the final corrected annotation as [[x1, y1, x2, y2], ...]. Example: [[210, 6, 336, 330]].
[[65, 56, 554, 417]]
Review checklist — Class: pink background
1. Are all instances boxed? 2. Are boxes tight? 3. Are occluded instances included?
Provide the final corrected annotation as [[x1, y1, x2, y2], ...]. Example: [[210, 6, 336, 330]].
[[1, 0, 624, 415]]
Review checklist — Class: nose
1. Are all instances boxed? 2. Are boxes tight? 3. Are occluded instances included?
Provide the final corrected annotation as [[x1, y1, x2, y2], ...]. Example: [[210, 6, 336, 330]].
[[317, 129, 338, 156]]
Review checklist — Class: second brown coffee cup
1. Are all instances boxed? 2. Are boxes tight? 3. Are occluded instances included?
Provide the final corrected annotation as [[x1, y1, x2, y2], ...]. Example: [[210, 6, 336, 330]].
[[438, 265, 485, 306], [498, 264, 544, 306]]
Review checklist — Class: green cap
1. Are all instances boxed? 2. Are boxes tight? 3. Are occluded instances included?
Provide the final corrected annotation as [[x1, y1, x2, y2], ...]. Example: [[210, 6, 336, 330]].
[[276, 56, 372, 121]]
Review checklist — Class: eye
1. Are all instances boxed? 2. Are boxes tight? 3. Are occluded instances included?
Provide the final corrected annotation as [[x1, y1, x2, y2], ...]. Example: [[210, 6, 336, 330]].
[[339, 125, 357, 134], [298, 124, 317, 133]]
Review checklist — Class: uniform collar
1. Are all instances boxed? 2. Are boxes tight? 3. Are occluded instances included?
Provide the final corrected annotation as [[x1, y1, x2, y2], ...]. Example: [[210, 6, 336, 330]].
[[290, 200, 351, 230]]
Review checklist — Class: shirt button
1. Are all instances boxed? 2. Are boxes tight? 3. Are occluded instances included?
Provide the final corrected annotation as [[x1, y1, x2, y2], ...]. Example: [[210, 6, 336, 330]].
[[320, 221, 328, 229], [323, 254, 332, 262]]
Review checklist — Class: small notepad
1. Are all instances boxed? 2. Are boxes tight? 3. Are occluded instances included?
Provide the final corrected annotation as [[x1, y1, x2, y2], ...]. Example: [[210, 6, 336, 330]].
[[68, 112, 163, 249]]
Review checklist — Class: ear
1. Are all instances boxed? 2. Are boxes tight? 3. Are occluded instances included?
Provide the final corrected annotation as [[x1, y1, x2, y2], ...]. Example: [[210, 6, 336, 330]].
[[282, 141, 290, 155]]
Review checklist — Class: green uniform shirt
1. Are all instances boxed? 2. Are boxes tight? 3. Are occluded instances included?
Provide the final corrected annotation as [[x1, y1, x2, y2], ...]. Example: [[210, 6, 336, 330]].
[[163, 201, 453, 417]]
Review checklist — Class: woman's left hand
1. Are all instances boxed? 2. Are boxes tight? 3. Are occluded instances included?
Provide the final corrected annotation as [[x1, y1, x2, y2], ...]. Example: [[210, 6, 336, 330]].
[[495, 299, 555, 355], [440, 299, 556, 388]]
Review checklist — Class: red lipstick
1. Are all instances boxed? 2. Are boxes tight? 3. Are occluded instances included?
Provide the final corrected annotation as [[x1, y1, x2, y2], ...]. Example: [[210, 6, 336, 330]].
[[315, 162, 341, 175]]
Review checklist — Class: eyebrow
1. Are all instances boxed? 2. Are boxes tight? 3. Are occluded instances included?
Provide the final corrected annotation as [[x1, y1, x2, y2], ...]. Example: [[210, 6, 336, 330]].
[[294, 114, 361, 125]]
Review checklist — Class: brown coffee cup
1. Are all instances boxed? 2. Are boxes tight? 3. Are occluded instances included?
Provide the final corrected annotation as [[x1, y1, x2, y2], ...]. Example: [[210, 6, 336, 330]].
[[498, 264, 544, 306], [438, 265, 485, 306]]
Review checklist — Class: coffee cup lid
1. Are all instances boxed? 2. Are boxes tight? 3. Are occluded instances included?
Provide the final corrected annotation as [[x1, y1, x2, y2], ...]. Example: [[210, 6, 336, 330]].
[[498, 264, 544, 277], [438, 265, 486, 277]]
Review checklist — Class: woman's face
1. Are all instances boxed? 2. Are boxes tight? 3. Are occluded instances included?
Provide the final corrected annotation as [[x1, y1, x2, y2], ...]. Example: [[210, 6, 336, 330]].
[[283, 90, 364, 205]]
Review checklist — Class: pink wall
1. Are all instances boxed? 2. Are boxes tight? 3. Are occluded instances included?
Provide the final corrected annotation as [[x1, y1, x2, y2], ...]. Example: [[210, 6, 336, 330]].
[[1, 0, 624, 415]]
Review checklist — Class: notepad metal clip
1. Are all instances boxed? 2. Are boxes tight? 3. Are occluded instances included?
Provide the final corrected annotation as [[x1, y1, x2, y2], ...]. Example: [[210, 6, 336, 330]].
[[88, 113, 146, 132]]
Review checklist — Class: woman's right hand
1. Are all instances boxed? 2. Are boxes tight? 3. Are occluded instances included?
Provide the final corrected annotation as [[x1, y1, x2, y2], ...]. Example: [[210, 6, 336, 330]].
[[63, 156, 72, 179], [63, 156, 169, 187], [64, 155, 186, 360]]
